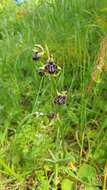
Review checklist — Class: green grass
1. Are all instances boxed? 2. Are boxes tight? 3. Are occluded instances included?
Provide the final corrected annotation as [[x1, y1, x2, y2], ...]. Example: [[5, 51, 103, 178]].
[[0, 0, 107, 189]]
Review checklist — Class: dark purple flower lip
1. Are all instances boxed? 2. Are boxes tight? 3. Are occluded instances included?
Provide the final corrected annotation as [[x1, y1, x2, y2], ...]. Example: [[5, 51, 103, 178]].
[[43, 55, 61, 75], [54, 95, 66, 105], [54, 91, 67, 105], [47, 112, 56, 120], [44, 62, 58, 74]]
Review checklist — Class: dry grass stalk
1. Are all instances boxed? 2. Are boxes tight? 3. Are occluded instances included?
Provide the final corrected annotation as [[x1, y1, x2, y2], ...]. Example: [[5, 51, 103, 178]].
[[88, 36, 107, 92]]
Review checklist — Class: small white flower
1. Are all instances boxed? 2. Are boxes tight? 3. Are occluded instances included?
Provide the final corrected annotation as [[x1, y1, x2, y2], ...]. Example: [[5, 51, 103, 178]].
[[34, 112, 44, 117]]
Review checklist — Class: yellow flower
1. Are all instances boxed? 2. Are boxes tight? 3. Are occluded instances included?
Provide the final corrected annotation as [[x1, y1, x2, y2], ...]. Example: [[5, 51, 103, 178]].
[[69, 162, 77, 172]]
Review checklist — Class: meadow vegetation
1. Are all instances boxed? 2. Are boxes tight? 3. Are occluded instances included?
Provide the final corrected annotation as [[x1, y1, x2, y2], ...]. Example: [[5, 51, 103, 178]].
[[0, 0, 107, 189]]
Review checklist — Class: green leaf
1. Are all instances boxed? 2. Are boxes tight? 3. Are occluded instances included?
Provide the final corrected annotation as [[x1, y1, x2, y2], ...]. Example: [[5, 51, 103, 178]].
[[78, 164, 97, 183], [61, 179, 74, 190], [39, 180, 49, 190], [86, 185, 99, 190]]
